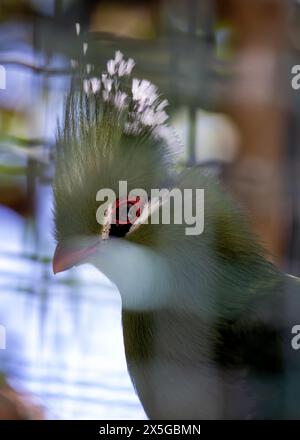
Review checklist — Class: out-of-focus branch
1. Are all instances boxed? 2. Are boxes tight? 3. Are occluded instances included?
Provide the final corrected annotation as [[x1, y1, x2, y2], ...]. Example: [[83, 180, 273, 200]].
[[0, 59, 72, 75]]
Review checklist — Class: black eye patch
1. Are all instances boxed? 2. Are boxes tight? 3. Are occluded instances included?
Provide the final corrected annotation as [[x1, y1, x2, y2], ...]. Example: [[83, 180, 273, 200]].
[[109, 197, 141, 237]]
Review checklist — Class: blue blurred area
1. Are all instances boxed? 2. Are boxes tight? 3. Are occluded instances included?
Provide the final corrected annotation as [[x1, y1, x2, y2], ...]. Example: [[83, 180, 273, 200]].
[[0, 200, 146, 419], [0, 7, 149, 419]]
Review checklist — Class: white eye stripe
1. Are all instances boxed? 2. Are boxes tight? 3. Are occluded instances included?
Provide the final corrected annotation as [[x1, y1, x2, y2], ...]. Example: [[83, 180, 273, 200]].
[[127, 194, 169, 235], [101, 203, 113, 240], [101, 195, 168, 239]]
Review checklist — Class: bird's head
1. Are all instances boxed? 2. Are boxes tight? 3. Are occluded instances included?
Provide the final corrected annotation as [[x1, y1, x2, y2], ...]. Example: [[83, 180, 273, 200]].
[[52, 51, 177, 279]]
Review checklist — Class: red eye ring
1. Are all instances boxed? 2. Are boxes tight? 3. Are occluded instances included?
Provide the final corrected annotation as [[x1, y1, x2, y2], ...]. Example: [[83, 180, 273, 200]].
[[112, 196, 141, 225]]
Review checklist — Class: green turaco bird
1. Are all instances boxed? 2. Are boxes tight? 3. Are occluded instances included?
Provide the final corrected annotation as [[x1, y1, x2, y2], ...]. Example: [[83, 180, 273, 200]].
[[53, 51, 300, 419]]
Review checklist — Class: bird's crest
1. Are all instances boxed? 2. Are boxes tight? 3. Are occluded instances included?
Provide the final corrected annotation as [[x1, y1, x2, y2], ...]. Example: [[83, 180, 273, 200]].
[[82, 50, 171, 141], [53, 48, 176, 244]]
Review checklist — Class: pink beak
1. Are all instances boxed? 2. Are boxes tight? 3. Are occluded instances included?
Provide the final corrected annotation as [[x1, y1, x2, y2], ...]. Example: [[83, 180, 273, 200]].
[[53, 241, 100, 274]]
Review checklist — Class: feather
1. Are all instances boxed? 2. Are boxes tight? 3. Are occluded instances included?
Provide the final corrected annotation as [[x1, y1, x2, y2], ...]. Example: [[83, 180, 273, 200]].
[[53, 51, 300, 419]]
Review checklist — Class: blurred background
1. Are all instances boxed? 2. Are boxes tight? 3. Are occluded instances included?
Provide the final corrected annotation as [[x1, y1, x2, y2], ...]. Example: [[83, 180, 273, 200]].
[[0, 0, 299, 419]]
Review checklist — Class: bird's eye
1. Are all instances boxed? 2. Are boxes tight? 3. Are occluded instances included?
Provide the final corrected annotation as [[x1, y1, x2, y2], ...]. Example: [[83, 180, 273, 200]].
[[109, 197, 141, 237]]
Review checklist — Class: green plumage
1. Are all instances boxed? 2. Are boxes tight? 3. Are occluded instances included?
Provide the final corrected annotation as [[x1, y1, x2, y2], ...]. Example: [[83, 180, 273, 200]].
[[53, 53, 300, 419]]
